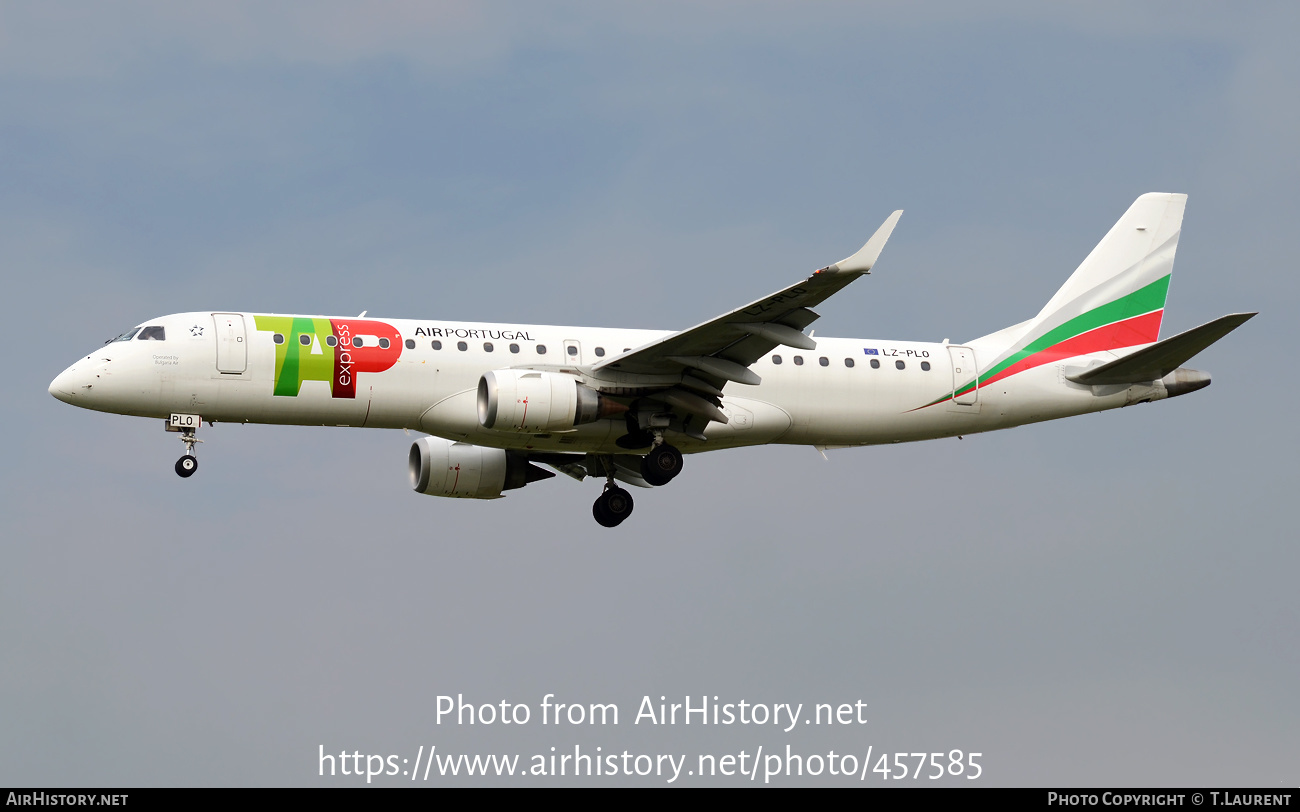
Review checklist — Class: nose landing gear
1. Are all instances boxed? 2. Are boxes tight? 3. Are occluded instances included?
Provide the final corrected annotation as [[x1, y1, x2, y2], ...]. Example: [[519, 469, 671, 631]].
[[166, 415, 204, 478], [174, 428, 202, 478]]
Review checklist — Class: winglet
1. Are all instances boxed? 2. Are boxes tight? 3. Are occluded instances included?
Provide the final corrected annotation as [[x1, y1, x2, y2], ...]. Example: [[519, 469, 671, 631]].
[[823, 210, 903, 275]]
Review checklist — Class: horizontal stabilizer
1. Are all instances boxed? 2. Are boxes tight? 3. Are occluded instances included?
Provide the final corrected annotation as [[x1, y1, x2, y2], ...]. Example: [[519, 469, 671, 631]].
[[1066, 312, 1256, 385]]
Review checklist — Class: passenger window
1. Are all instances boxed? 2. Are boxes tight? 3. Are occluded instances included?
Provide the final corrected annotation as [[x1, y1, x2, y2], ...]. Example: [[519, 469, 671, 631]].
[[595, 347, 605, 357], [567, 345, 578, 356], [299, 334, 311, 346], [138, 326, 166, 341], [273, 333, 285, 345], [793, 356, 804, 366], [537, 345, 547, 355], [819, 356, 829, 366], [509, 343, 520, 354], [431, 340, 442, 350], [353, 337, 364, 348], [772, 355, 783, 365], [484, 342, 494, 352], [405, 339, 415, 350], [457, 341, 468, 351], [921, 361, 931, 371], [895, 360, 905, 370], [326, 336, 338, 347], [870, 359, 880, 369], [845, 358, 855, 368], [379, 338, 390, 349]]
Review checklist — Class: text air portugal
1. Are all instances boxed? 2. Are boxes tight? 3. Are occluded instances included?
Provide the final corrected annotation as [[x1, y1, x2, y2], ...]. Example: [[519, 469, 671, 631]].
[[253, 317, 402, 425]]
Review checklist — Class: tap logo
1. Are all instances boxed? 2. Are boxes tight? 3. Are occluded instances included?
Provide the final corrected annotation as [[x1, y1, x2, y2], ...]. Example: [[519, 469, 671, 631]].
[[254, 316, 402, 398]]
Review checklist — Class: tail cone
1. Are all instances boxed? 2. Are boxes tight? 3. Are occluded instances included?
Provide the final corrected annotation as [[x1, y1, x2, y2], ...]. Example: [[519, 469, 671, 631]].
[[1162, 368, 1211, 398]]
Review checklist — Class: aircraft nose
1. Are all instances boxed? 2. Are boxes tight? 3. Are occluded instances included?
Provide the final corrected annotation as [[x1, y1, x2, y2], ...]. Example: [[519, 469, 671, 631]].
[[49, 365, 83, 404]]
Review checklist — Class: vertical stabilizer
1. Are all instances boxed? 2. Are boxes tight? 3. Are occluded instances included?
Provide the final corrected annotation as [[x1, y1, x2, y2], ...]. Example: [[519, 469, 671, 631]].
[[1036, 192, 1185, 327], [961, 194, 1187, 400]]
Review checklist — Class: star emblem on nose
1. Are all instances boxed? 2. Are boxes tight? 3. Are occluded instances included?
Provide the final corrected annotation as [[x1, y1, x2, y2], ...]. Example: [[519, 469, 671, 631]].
[[190, 325, 204, 337]]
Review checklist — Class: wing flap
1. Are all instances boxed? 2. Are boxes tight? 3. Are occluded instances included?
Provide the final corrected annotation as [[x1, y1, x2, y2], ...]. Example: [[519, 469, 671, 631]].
[[730, 321, 818, 350]]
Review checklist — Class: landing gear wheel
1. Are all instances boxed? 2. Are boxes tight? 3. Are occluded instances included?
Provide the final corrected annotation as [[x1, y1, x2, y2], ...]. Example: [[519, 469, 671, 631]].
[[169, 422, 203, 478], [175, 455, 198, 478], [640, 443, 683, 486], [593, 486, 634, 528]]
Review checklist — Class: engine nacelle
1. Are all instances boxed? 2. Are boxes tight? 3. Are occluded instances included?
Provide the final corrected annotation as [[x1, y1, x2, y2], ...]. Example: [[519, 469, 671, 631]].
[[477, 369, 623, 433], [408, 436, 552, 499]]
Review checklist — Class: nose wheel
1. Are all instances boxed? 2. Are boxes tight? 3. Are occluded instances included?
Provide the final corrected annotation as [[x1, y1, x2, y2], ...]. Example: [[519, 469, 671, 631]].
[[175, 455, 198, 477], [167, 420, 204, 479]]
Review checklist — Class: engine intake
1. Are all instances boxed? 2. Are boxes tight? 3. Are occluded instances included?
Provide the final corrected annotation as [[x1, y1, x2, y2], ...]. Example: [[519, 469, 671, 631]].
[[408, 436, 553, 499], [477, 369, 624, 433]]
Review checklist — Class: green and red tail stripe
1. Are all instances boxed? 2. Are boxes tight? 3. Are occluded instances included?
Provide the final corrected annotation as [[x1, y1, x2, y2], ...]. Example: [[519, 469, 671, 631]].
[[919, 274, 1171, 409]]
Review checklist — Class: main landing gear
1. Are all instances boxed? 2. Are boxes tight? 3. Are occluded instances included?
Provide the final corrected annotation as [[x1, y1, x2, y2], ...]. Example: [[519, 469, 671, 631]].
[[640, 442, 683, 486], [590, 439, 685, 527], [593, 483, 634, 528], [592, 455, 634, 528]]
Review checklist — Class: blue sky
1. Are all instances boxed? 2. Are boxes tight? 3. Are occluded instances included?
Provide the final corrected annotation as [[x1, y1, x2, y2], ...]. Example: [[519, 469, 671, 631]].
[[2, 3, 1295, 785]]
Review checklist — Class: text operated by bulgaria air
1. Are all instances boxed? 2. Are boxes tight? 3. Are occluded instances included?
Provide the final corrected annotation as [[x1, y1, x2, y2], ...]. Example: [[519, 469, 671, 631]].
[[318, 693, 983, 784]]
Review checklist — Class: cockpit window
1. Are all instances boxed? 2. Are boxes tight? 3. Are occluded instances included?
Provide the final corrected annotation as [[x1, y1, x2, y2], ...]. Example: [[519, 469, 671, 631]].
[[137, 326, 166, 341], [108, 328, 139, 343]]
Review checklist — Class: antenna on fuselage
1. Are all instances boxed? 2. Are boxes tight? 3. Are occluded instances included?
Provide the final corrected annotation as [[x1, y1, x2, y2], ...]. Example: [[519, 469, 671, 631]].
[[357, 311, 367, 317]]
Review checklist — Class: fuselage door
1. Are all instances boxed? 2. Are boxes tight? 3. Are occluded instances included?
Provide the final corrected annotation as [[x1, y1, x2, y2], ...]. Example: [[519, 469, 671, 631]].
[[214, 313, 247, 374], [948, 345, 978, 405]]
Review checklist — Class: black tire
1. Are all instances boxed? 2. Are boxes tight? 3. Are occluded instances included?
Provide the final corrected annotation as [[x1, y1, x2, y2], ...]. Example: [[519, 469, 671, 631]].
[[604, 487, 633, 522], [593, 487, 634, 527], [640, 443, 683, 486], [175, 455, 198, 478]]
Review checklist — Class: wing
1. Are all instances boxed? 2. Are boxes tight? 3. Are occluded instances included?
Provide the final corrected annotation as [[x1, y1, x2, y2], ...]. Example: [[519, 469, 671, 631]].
[[583, 211, 902, 441], [593, 210, 903, 388]]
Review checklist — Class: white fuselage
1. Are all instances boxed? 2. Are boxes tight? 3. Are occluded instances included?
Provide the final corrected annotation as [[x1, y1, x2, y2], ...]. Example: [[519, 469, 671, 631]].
[[48, 311, 1157, 455]]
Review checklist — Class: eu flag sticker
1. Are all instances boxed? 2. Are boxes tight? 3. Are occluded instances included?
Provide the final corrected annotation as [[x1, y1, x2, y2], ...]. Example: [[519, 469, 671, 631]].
[[863, 348, 879, 356]]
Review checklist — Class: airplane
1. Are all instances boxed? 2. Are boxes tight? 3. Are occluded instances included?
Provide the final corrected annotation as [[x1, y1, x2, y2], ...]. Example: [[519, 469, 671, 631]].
[[49, 193, 1254, 527]]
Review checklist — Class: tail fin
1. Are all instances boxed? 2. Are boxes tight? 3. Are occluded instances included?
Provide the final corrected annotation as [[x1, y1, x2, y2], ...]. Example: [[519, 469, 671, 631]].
[[1036, 192, 1185, 330], [968, 193, 1186, 390]]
